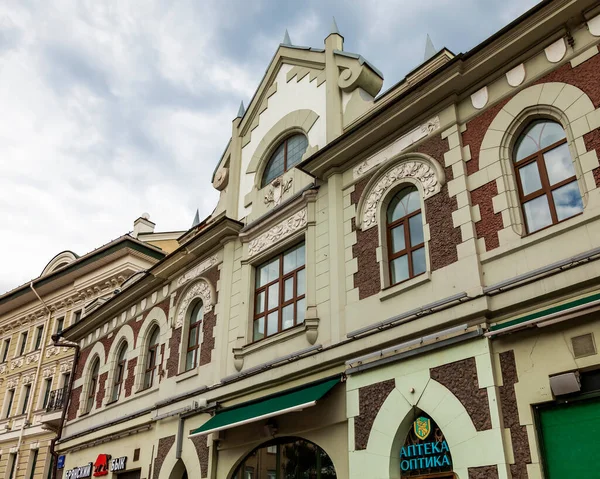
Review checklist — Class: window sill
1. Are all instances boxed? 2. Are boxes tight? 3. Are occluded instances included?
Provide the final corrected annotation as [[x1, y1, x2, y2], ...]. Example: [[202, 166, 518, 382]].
[[232, 314, 319, 372], [379, 272, 431, 302], [175, 368, 199, 384]]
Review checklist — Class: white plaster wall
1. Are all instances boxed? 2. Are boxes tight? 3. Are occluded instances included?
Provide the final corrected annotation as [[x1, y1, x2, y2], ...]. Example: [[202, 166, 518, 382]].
[[238, 63, 327, 219]]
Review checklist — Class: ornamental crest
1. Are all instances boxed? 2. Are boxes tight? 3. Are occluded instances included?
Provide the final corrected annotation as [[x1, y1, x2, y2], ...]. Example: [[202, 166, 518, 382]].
[[175, 279, 213, 328], [414, 416, 431, 440], [361, 161, 439, 230]]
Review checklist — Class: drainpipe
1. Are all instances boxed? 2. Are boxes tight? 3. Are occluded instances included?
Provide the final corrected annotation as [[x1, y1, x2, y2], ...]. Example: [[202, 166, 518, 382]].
[[14, 282, 54, 479], [48, 335, 80, 479]]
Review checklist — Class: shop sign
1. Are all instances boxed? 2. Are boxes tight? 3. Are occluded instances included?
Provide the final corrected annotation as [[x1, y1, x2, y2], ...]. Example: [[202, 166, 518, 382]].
[[93, 455, 128, 476], [57, 456, 66, 470], [400, 415, 453, 476], [65, 463, 93, 479]]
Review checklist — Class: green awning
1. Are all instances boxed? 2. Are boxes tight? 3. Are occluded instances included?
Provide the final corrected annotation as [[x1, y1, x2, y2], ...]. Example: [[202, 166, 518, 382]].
[[189, 377, 340, 437], [489, 291, 600, 334]]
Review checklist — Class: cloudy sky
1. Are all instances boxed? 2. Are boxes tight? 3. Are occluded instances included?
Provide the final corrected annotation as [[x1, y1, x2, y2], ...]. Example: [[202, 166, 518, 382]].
[[0, 0, 539, 294]]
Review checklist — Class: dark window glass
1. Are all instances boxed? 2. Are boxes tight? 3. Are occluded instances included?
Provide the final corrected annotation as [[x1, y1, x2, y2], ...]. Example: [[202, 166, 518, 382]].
[[253, 243, 306, 341], [86, 359, 100, 412], [144, 328, 160, 389], [5, 390, 14, 418], [386, 186, 426, 285], [34, 326, 43, 350], [56, 317, 64, 334], [261, 134, 308, 187], [19, 332, 28, 356], [21, 385, 31, 415], [42, 378, 52, 409], [28, 449, 38, 479], [111, 343, 128, 402], [73, 310, 82, 323], [8, 454, 16, 479], [513, 120, 582, 233], [2, 339, 10, 362], [185, 302, 203, 371]]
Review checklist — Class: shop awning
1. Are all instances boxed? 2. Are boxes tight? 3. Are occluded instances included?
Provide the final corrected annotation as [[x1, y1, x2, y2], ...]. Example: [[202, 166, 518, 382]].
[[486, 291, 600, 337], [189, 377, 340, 437]]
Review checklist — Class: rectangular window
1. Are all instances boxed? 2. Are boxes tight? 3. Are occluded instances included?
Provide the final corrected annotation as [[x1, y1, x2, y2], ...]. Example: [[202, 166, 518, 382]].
[[21, 384, 31, 415], [42, 378, 53, 409], [1, 339, 10, 362], [62, 372, 71, 389], [28, 449, 38, 479], [34, 326, 44, 350], [4, 390, 14, 418], [73, 310, 82, 324], [55, 317, 64, 334], [7, 453, 16, 479], [253, 242, 306, 341], [19, 331, 28, 356]]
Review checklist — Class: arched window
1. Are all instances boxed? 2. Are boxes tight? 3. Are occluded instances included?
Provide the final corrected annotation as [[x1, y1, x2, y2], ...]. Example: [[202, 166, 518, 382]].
[[261, 134, 308, 187], [86, 358, 99, 413], [513, 120, 583, 233], [143, 327, 160, 389], [111, 342, 128, 402], [387, 186, 426, 285], [185, 301, 203, 371], [232, 437, 337, 479]]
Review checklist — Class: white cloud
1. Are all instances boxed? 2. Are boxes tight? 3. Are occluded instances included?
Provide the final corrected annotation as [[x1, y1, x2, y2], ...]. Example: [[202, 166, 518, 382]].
[[0, 0, 542, 294]]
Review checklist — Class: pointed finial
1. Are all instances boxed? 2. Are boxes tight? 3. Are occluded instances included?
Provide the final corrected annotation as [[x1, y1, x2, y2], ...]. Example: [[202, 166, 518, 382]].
[[424, 34, 437, 61], [191, 209, 200, 228], [236, 101, 245, 119], [282, 29, 292, 46], [330, 17, 341, 36]]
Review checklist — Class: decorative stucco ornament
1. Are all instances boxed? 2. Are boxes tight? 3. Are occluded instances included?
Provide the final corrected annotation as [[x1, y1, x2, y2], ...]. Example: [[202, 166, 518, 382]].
[[544, 38, 566, 63], [353, 117, 440, 178], [361, 161, 439, 230], [471, 86, 489, 110], [589, 14, 600, 36], [506, 63, 526, 87], [248, 209, 307, 257], [213, 167, 229, 191], [26, 352, 40, 365], [176, 280, 213, 328], [177, 255, 218, 287], [264, 177, 293, 207]]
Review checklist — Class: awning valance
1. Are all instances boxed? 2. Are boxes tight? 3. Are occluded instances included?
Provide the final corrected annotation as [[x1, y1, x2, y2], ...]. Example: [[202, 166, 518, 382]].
[[189, 377, 340, 438], [487, 291, 600, 337]]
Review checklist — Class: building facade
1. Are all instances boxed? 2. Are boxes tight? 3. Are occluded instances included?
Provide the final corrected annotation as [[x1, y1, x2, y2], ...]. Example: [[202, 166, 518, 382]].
[[0, 216, 181, 479], [55, 1, 600, 478]]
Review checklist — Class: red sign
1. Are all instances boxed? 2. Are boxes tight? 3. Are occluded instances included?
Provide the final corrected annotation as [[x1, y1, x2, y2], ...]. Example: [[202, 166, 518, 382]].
[[93, 455, 111, 477]]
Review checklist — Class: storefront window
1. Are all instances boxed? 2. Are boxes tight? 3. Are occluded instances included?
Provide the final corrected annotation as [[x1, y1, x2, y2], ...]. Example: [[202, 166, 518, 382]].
[[232, 437, 336, 479]]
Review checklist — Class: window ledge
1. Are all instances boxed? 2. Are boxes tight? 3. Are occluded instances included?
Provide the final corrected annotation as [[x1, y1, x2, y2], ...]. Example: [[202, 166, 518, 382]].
[[232, 314, 319, 372], [175, 368, 199, 384], [379, 272, 431, 302]]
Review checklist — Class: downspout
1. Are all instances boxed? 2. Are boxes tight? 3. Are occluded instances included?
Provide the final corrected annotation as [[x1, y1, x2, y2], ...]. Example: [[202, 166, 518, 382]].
[[48, 336, 80, 479], [14, 282, 54, 479]]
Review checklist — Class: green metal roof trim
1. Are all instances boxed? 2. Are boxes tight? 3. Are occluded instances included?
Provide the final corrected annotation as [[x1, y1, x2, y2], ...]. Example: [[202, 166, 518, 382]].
[[490, 291, 600, 332], [0, 238, 165, 305], [189, 377, 340, 437]]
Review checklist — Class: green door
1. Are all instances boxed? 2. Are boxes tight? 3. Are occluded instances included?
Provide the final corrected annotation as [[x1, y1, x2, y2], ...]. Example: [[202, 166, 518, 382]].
[[539, 398, 600, 478]]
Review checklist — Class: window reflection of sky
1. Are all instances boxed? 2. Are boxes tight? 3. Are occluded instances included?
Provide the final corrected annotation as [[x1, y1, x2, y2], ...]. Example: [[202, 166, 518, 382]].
[[519, 162, 542, 195], [524, 196, 552, 232], [544, 143, 576, 185], [552, 182, 583, 221], [515, 121, 566, 162]]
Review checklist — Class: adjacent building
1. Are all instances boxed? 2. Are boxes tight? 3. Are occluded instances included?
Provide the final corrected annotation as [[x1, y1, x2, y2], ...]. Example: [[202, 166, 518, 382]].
[[0, 217, 181, 479], [54, 1, 600, 478]]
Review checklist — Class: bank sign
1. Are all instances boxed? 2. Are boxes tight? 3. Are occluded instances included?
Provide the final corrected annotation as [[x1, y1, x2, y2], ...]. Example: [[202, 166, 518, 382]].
[[400, 416, 452, 475], [65, 454, 127, 479]]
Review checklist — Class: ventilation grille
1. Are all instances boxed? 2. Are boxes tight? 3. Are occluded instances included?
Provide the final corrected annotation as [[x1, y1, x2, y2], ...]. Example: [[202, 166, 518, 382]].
[[572, 333, 596, 358]]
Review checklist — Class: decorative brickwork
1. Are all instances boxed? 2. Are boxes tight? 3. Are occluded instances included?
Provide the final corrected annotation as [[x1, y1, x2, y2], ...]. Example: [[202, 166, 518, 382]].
[[74, 346, 92, 381], [167, 327, 181, 378], [430, 357, 492, 431], [67, 386, 81, 421], [153, 435, 176, 479], [463, 47, 600, 177], [124, 357, 137, 397], [468, 465, 499, 479], [471, 182, 503, 251], [158, 343, 165, 382], [352, 222, 381, 300], [95, 372, 108, 409], [354, 379, 395, 450], [425, 183, 461, 270], [99, 335, 115, 359], [190, 435, 210, 478], [583, 128, 600, 188], [499, 350, 531, 479]]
